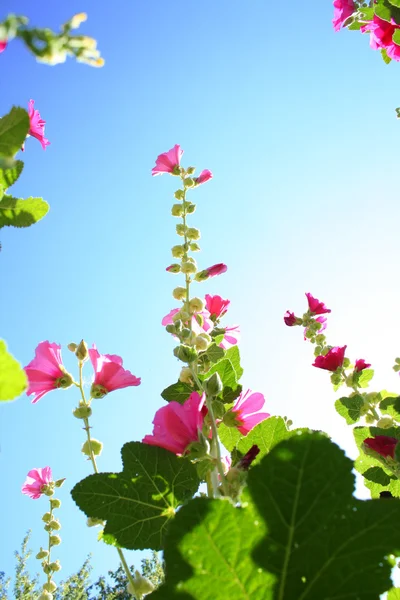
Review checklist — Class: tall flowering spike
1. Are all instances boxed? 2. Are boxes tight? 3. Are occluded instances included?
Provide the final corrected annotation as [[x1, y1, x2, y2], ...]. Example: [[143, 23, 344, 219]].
[[25, 341, 72, 404], [305, 293, 331, 315], [313, 345, 347, 372], [143, 391, 206, 455], [227, 389, 270, 436], [89, 346, 141, 398], [22, 467, 53, 499], [152, 144, 183, 176], [332, 0, 356, 32], [363, 436, 398, 459], [194, 169, 213, 186], [205, 294, 230, 320], [354, 358, 371, 372], [361, 15, 400, 61], [284, 311, 297, 327], [0, 40, 7, 54], [26, 100, 50, 150]]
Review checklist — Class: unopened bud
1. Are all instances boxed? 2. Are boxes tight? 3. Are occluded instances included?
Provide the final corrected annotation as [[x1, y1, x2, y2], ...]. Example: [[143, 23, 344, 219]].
[[42, 512, 52, 523], [178, 310, 190, 322], [181, 261, 197, 274], [186, 166, 196, 175], [171, 204, 184, 217], [49, 560, 61, 572], [211, 399, 226, 419], [185, 203, 196, 214], [377, 416, 394, 429], [55, 478, 65, 488], [174, 189, 185, 200], [204, 372, 223, 397], [173, 287, 187, 301], [173, 345, 198, 363], [48, 519, 61, 531], [70, 12, 87, 28], [181, 328, 191, 340], [43, 563, 53, 575], [186, 227, 200, 241], [365, 414, 376, 424], [41, 484, 55, 497], [176, 224, 187, 236], [194, 270, 210, 282], [75, 339, 89, 361], [36, 548, 49, 560], [171, 245, 185, 258], [38, 592, 53, 600], [73, 403, 92, 419], [189, 242, 200, 252], [87, 517, 105, 527], [184, 177, 194, 188], [81, 439, 103, 457], [194, 336, 209, 351], [179, 367, 194, 384], [131, 570, 155, 596], [189, 297, 205, 313], [50, 498, 61, 509], [166, 263, 181, 274], [49, 535, 61, 546], [67, 343, 78, 352], [165, 324, 176, 334], [43, 581, 57, 593]]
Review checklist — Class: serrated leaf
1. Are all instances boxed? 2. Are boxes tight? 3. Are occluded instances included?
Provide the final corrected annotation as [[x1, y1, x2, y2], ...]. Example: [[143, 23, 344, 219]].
[[205, 343, 225, 364], [206, 358, 237, 390], [0, 340, 27, 401], [380, 395, 400, 419], [160, 381, 194, 404], [0, 160, 23, 189], [335, 394, 365, 424], [0, 195, 49, 229], [357, 368, 374, 388], [225, 346, 243, 380], [220, 383, 242, 404], [150, 434, 400, 599], [0, 107, 30, 157], [237, 416, 298, 465], [71, 442, 199, 550], [354, 425, 400, 497], [218, 422, 241, 452]]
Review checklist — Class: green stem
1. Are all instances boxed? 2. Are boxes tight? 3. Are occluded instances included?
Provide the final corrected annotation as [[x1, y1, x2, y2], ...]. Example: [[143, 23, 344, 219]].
[[45, 500, 54, 586], [206, 394, 229, 497], [180, 178, 192, 331], [117, 547, 136, 594]]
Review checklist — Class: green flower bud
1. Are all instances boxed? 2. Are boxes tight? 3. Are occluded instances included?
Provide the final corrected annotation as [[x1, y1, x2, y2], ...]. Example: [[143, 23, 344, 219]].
[[211, 399, 226, 419], [55, 478, 65, 488], [165, 324, 176, 334], [194, 270, 209, 282], [189, 242, 200, 252], [184, 177, 194, 188], [377, 416, 394, 429], [41, 484, 55, 497], [49, 560, 61, 572], [174, 319, 182, 331], [365, 414, 376, 424], [204, 372, 223, 397], [166, 263, 181, 274], [38, 592, 53, 600], [173, 287, 187, 301], [75, 339, 89, 361], [48, 519, 61, 531], [186, 166, 196, 175], [178, 310, 190, 322], [44, 524, 52, 532], [176, 224, 187, 236], [343, 358, 351, 368], [36, 549, 49, 560], [179, 367, 194, 384], [173, 345, 198, 363], [87, 517, 105, 527], [171, 245, 185, 258], [49, 535, 61, 546], [67, 343, 78, 352], [73, 403, 93, 419], [174, 189, 185, 200], [185, 203, 196, 214], [90, 383, 108, 399], [42, 512, 52, 523], [189, 297, 205, 313], [171, 203, 184, 217], [43, 563, 53, 575], [81, 439, 103, 457], [43, 581, 57, 593], [186, 227, 200, 241], [194, 336, 209, 351], [181, 261, 197, 274], [181, 328, 191, 340], [50, 498, 61, 509]]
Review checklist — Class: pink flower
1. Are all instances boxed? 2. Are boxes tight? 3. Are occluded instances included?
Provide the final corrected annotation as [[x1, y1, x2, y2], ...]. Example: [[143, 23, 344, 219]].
[[162, 308, 213, 335], [89, 346, 141, 398], [25, 341, 72, 404], [22, 467, 53, 500], [152, 144, 183, 176], [143, 391, 205, 455], [26, 100, 50, 150], [361, 15, 400, 61], [333, 0, 355, 32], [196, 263, 228, 281], [306, 293, 331, 315], [194, 169, 213, 186], [304, 316, 328, 341], [229, 389, 270, 436], [313, 345, 347, 372], [219, 325, 240, 350], [354, 358, 371, 372], [0, 40, 7, 53], [284, 311, 297, 327], [363, 436, 398, 459], [205, 294, 230, 320]]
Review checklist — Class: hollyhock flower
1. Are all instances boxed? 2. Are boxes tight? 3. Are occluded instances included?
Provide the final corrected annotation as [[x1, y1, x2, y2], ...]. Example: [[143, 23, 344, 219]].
[[363, 436, 398, 459], [227, 389, 270, 436], [194, 169, 213, 186], [0, 40, 7, 53], [361, 15, 400, 61], [89, 346, 141, 398], [143, 391, 205, 455], [25, 100, 50, 150], [355, 358, 371, 372], [152, 144, 183, 176], [25, 341, 72, 404], [237, 445, 260, 470], [219, 325, 241, 350], [205, 294, 230, 320], [22, 467, 53, 499], [332, 0, 355, 32], [284, 311, 297, 327], [304, 316, 328, 341], [166, 264, 180, 273], [196, 263, 228, 282], [313, 345, 347, 371], [306, 293, 331, 315]]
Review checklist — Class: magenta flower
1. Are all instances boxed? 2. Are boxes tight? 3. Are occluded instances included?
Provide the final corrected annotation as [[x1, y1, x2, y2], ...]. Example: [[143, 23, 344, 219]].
[[284, 311, 297, 327], [152, 144, 183, 176], [0, 40, 7, 54], [205, 294, 230, 320], [304, 316, 328, 340], [89, 346, 141, 398], [22, 467, 53, 499], [196, 263, 228, 281], [194, 169, 213, 186], [313, 345, 347, 372], [219, 325, 241, 350], [25, 341, 72, 404], [142, 391, 205, 455], [229, 389, 270, 436], [26, 100, 50, 150], [361, 15, 400, 61], [333, 0, 355, 32], [306, 293, 331, 315], [355, 358, 371, 372], [363, 436, 398, 459]]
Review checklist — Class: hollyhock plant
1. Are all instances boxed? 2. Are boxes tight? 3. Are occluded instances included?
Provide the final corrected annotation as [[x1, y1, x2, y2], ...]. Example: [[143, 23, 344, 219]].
[[194, 169, 213, 186], [205, 294, 230, 320], [284, 311, 297, 327], [313, 345, 347, 372], [22, 467, 53, 499], [361, 15, 400, 61], [226, 389, 270, 436], [143, 391, 206, 455], [306, 292, 331, 315], [25, 341, 72, 404], [25, 99, 50, 150], [363, 436, 398, 459], [89, 346, 141, 398], [151, 144, 183, 176], [355, 358, 371, 372], [332, 0, 355, 32]]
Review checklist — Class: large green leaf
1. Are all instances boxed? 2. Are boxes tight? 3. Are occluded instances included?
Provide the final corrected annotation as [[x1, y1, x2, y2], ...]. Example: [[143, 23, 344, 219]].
[[161, 381, 194, 404], [0, 107, 30, 157], [388, 589, 400, 600], [375, 0, 400, 23], [379, 393, 400, 420], [71, 442, 199, 550], [357, 368, 374, 389], [205, 343, 225, 364], [205, 358, 237, 390], [0, 195, 49, 229], [150, 433, 400, 599], [225, 345, 243, 379], [354, 425, 400, 497], [335, 394, 365, 424], [0, 340, 27, 401], [0, 160, 23, 189]]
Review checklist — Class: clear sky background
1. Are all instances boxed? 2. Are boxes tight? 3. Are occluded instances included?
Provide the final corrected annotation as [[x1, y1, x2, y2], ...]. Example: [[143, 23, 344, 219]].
[[1, 0, 400, 589]]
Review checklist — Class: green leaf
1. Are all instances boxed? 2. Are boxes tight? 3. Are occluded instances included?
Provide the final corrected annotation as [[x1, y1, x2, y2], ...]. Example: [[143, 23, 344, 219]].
[[334, 394, 365, 424], [354, 425, 400, 497], [381, 48, 392, 64], [0, 195, 49, 229], [71, 442, 199, 550], [221, 383, 242, 405], [225, 346, 243, 380], [150, 433, 400, 600], [375, 0, 400, 23], [206, 358, 237, 390], [0, 340, 27, 401], [357, 368, 374, 388], [237, 416, 298, 465], [0, 107, 30, 157], [160, 381, 194, 404], [0, 160, 23, 189], [218, 422, 241, 452], [205, 343, 225, 364], [389, 0, 400, 9], [379, 394, 400, 419], [388, 589, 400, 600]]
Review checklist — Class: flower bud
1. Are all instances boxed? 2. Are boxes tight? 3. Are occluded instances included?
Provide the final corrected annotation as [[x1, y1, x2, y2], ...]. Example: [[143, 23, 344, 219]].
[[171, 245, 185, 258], [48, 519, 61, 531], [176, 224, 187, 236], [186, 227, 200, 241], [165, 324, 176, 334], [36, 548, 49, 560], [70, 12, 87, 28], [189, 297, 205, 313], [132, 570, 155, 596], [173, 345, 198, 363], [49, 535, 61, 547], [173, 287, 187, 301], [377, 416, 394, 429], [186, 166, 196, 175], [41, 484, 55, 497], [185, 203, 196, 214], [55, 478, 65, 488], [179, 367, 194, 384], [189, 242, 200, 252], [81, 439, 103, 457], [90, 384, 108, 399], [365, 414, 376, 424], [204, 372, 223, 397], [174, 189, 185, 200], [50, 498, 61, 509], [43, 563, 52, 575], [87, 517, 105, 527], [166, 263, 181, 273], [73, 403, 93, 419], [49, 560, 61, 572], [43, 581, 57, 593], [38, 592, 53, 600], [194, 336, 209, 351], [67, 343, 78, 352], [181, 328, 191, 340], [171, 203, 184, 217], [184, 177, 194, 188], [75, 339, 89, 361], [178, 310, 190, 322], [42, 512, 52, 523], [181, 261, 197, 274]]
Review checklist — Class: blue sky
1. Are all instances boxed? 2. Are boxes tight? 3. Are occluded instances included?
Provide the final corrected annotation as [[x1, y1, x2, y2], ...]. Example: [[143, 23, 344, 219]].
[[2, 0, 400, 589]]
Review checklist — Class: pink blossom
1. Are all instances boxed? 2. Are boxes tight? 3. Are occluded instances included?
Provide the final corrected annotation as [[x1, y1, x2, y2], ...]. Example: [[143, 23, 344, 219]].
[[354, 358, 371, 372], [89, 346, 141, 398], [26, 100, 50, 150], [230, 389, 270, 436], [152, 144, 183, 176], [166, 264, 180, 273], [306, 293, 331, 315], [143, 391, 205, 455], [333, 0, 355, 32], [219, 325, 240, 350], [361, 15, 400, 61], [0, 40, 7, 53], [205, 294, 230, 320], [22, 467, 53, 499], [194, 169, 213, 186], [284, 311, 297, 327], [25, 341, 71, 404], [313, 345, 347, 372], [363, 436, 398, 459], [304, 316, 327, 341]]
